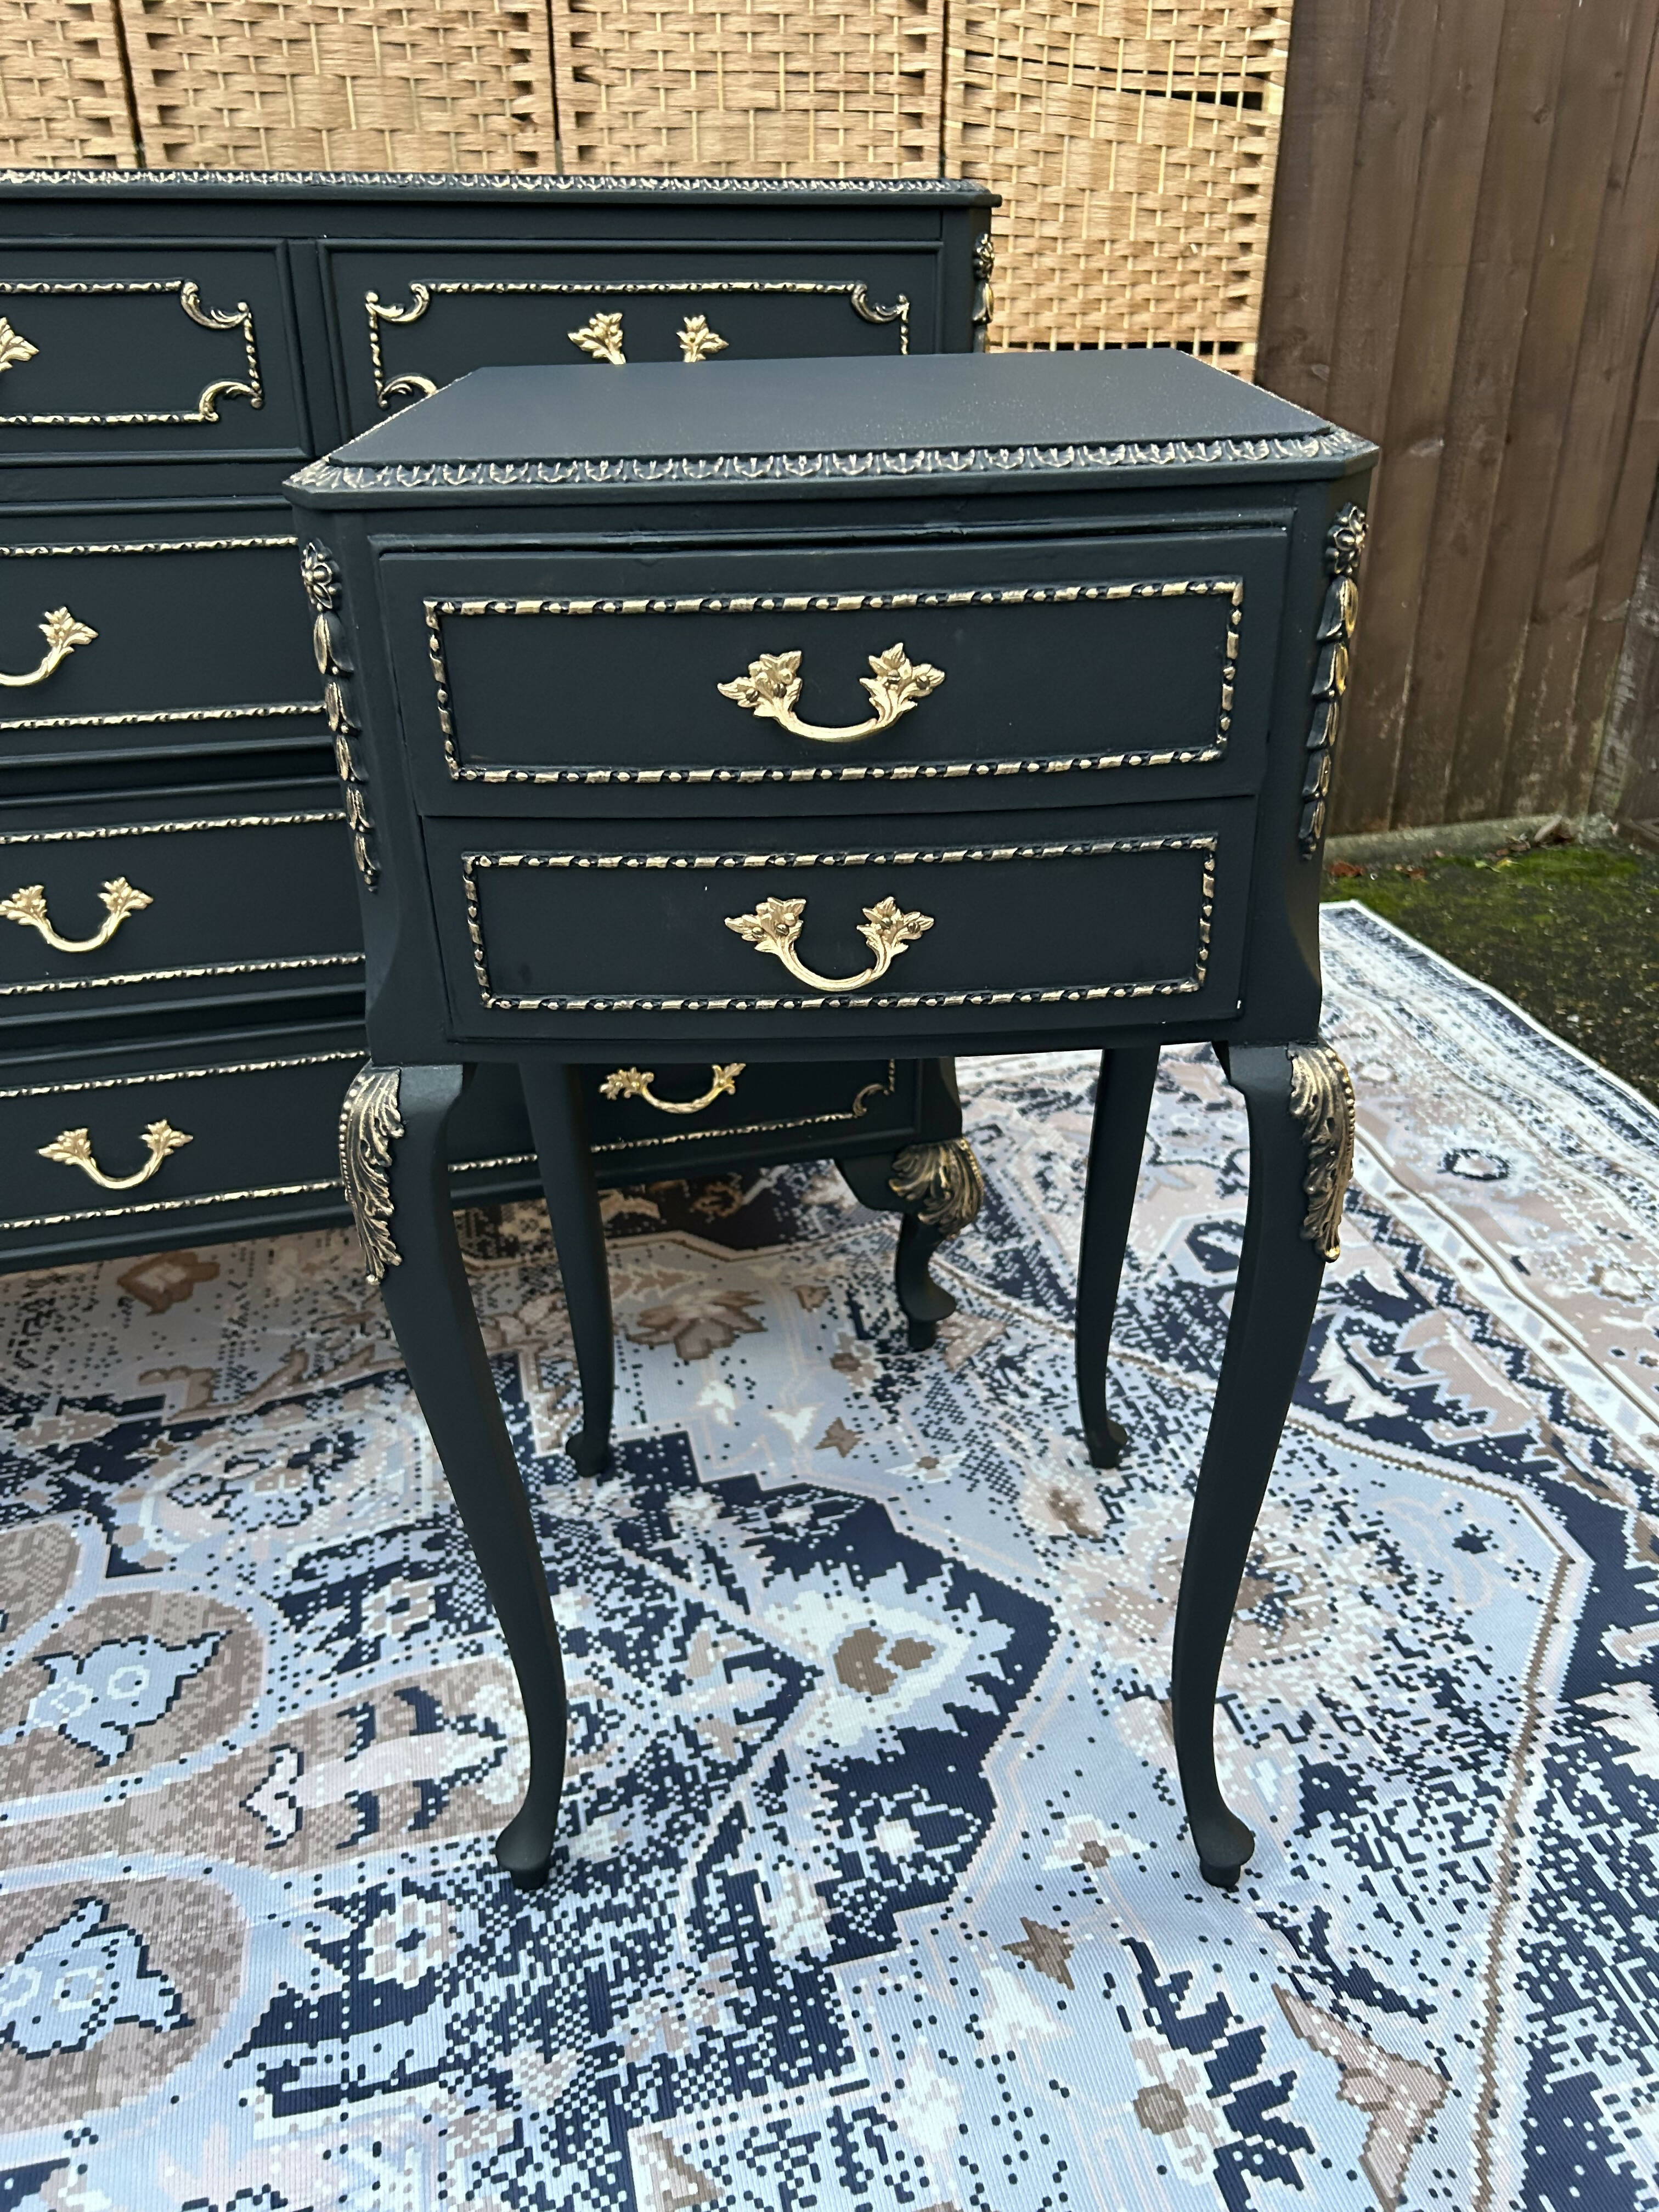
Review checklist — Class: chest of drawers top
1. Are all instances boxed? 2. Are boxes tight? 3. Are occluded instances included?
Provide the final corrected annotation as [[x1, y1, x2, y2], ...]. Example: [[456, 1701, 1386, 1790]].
[[289, 350, 1375, 1066], [0, 170, 992, 506]]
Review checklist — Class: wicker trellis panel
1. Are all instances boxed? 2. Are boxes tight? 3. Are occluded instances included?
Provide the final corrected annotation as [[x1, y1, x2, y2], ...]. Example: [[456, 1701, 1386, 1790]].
[[115, 0, 560, 170], [551, 0, 944, 178], [0, 0, 140, 166], [945, 0, 1291, 361]]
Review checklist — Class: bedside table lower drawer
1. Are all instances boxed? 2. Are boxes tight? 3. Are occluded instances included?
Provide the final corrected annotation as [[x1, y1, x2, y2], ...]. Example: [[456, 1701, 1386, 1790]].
[[432, 805, 1248, 1038]]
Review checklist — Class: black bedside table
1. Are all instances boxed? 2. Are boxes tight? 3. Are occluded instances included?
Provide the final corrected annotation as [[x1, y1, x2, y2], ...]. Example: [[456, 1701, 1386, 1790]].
[[287, 346, 1377, 1892]]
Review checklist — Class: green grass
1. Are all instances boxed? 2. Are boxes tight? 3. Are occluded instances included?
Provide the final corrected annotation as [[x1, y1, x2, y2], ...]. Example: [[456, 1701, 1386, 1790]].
[[1322, 840, 1659, 1103]]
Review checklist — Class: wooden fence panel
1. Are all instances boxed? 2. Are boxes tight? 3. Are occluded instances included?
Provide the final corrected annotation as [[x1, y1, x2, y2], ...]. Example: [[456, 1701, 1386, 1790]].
[[1261, 0, 1659, 833]]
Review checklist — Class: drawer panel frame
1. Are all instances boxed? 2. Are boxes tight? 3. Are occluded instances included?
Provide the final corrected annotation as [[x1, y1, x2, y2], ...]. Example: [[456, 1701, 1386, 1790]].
[[423, 572, 1246, 789], [455, 831, 1221, 1014]]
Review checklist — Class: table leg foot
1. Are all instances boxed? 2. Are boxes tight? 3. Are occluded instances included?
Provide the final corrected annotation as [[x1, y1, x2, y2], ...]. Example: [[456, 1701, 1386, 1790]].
[[522, 1062, 616, 1476], [1076, 1047, 1160, 1470], [1171, 1040, 1353, 1886], [341, 1062, 568, 1878]]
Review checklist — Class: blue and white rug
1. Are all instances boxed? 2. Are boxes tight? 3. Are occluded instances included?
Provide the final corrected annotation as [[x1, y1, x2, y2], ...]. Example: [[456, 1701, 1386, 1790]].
[[1, 903, 1657, 2212]]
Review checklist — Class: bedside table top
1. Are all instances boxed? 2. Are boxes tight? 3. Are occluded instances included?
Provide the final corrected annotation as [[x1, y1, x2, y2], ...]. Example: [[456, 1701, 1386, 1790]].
[[288, 350, 1376, 505]]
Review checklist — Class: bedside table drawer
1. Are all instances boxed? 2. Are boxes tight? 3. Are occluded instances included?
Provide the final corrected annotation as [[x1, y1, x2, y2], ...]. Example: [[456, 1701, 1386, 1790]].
[[383, 529, 1287, 809], [428, 803, 1249, 1040], [0, 523, 325, 771], [0, 793, 360, 1025], [585, 1055, 912, 1174]]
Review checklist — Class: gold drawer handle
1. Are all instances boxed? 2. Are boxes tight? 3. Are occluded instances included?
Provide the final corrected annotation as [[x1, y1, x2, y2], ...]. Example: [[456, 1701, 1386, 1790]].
[[0, 606, 97, 689], [600, 1061, 746, 1115], [0, 875, 152, 955], [718, 641, 944, 744], [725, 894, 932, 994], [39, 1119, 192, 1191]]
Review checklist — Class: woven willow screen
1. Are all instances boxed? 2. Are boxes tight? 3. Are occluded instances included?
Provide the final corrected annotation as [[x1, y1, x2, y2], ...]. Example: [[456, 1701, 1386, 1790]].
[[0, 0, 1292, 361]]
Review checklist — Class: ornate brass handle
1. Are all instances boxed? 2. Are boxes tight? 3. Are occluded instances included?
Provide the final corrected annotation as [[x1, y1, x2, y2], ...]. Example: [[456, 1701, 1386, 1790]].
[[717, 641, 944, 744], [0, 606, 97, 689], [38, 1119, 192, 1191], [725, 895, 932, 994], [600, 1062, 746, 1115], [0, 875, 152, 955]]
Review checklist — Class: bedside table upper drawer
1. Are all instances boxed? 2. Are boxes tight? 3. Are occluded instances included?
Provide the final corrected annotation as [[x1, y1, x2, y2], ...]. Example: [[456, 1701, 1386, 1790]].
[[381, 531, 1288, 810], [426, 801, 1250, 1043], [0, 525, 325, 771], [0, 247, 304, 466], [0, 794, 360, 1026]]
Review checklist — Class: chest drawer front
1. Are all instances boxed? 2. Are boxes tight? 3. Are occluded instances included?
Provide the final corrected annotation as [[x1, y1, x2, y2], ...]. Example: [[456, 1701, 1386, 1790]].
[[0, 247, 303, 464], [428, 803, 1250, 1040], [388, 531, 1285, 806], [584, 1055, 913, 1173], [328, 248, 935, 430], [0, 526, 324, 769], [0, 800, 360, 1020], [0, 1043, 362, 1239]]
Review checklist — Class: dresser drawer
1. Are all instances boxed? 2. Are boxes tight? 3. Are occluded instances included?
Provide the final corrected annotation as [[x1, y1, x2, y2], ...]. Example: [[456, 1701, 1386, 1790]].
[[0, 246, 304, 465], [383, 529, 1286, 809], [0, 789, 361, 1026], [328, 246, 935, 428], [427, 803, 1251, 1042], [0, 522, 325, 771], [584, 1055, 914, 1177], [0, 1035, 542, 1263]]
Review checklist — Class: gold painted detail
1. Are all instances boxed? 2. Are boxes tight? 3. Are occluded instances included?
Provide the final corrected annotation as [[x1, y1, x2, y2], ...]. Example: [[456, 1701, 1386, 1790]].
[[1287, 1040, 1357, 1263], [971, 233, 995, 344], [0, 605, 97, 688], [0, 278, 262, 426], [718, 642, 944, 745], [678, 314, 727, 364], [600, 1062, 746, 1115], [338, 1064, 403, 1286], [426, 577, 1239, 785], [1, 874, 151, 954], [570, 311, 626, 365], [39, 1118, 191, 1190], [724, 894, 933, 994], [0, 317, 38, 373], [302, 541, 376, 890], [1301, 503, 1367, 856], [889, 1137, 985, 1238], [362, 278, 911, 405]]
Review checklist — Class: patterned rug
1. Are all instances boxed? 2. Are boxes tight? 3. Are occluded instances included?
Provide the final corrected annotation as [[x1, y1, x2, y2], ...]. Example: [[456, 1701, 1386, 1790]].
[[1, 903, 1657, 2212]]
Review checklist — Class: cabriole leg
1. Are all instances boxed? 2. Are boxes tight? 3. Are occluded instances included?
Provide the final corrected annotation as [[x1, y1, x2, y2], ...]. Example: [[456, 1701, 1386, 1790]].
[[1171, 1040, 1355, 1888], [838, 1136, 986, 1350], [520, 1060, 615, 1477], [1075, 1045, 1160, 1469], [341, 1062, 567, 1885]]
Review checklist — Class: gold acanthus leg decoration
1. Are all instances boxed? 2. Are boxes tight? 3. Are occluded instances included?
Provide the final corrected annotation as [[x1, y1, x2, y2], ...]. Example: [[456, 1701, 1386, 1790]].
[[725, 895, 932, 994], [38, 1119, 191, 1191], [0, 606, 97, 688], [889, 1137, 985, 1237], [0, 874, 151, 954], [718, 641, 944, 744], [1287, 1040, 1357, 1263], [339, 1064, 404, 1286], [600, 1062, 746, 1115]]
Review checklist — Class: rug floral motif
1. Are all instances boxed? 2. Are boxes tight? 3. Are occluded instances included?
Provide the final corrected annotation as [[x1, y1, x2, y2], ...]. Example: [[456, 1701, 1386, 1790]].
[[0, 904, 1656, 2212]]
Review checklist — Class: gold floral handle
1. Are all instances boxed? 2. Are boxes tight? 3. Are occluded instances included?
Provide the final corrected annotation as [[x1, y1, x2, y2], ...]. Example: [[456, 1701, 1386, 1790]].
[[599, 1062, 746, 1115], [717, 641, 944, 744], [724, 895, 932, 993], [0, 606, 97, 689], [38, 1119, 192, 1190], [0, 875, 152, 954]]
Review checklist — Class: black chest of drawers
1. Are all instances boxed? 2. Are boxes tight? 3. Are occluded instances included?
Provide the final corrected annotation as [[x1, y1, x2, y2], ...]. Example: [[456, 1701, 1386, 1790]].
[[0, 169, 991, 1269], [287, 347, 1378, 1892]]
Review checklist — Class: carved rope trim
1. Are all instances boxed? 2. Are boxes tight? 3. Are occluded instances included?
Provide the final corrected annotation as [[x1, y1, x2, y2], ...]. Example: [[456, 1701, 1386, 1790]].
[[1287, 1041, 1356, 1263], [338, 1064, 404, 1285], [889, 1137, 985, 1238]]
